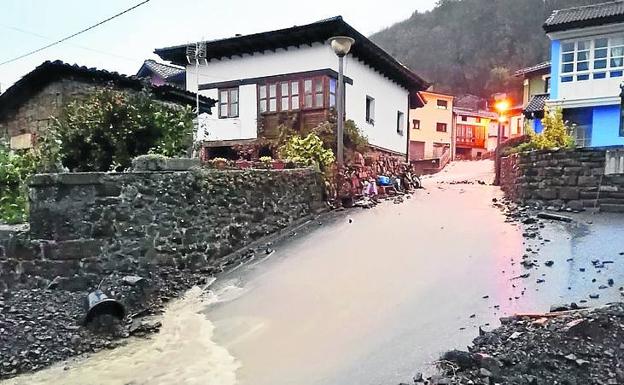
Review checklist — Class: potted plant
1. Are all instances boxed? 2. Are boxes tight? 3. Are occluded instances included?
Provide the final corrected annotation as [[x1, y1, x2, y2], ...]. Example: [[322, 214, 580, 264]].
[[210, 157, 228, 170], [259, 156, 273, 169]]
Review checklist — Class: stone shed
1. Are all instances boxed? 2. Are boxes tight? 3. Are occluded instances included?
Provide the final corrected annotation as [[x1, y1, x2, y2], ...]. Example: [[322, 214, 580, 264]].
[[0, 60, 215, 149]]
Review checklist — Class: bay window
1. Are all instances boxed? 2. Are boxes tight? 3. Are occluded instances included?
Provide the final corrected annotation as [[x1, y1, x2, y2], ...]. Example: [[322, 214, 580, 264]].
[[258, 76, 331, 114], [561, 35, 624, 83]]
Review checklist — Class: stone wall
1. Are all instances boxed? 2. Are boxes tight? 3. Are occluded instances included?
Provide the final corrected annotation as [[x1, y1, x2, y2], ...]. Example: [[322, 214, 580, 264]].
[[0, 168, 324, 290], [500, 147, 624, 210], [0, 78, 181, 142]]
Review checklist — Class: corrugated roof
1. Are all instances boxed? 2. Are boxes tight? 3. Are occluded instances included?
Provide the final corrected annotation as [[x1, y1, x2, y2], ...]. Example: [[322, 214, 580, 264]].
[[524, 93, 549, 114], [544, 1, 624, 33], [154, 16, 429, 91]]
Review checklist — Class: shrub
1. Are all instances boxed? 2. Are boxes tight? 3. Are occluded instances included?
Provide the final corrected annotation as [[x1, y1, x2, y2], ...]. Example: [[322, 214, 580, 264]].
[[50, 87, 194, 171], [279, 133, 335, 172], [0, 141, 38, 224], [311, 119, 369, 154], [507, 108, 575, 154]]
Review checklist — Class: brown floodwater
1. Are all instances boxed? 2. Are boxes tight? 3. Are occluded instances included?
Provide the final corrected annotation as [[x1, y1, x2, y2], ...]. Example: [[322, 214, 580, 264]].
[[5, 161, 622, 385]]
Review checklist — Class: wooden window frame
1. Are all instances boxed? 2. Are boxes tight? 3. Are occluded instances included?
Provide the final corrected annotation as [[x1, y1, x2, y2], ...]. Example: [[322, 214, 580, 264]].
[[257, 75, 332, 115], [412, 119, 420, 130], [219, 87, 239, 119], [436, 122, 448, 132], [436, 99, 448, 110]]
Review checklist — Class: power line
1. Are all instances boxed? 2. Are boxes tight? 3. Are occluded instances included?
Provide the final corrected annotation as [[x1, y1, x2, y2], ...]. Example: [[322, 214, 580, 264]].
[[0, 24, 140, 63], [0, 0, 151, 67]]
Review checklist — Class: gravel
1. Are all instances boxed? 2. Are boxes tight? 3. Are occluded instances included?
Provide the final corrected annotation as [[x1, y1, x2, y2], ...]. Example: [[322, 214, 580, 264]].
[[0, 266, 222, 380], [418, 303, 624, 385]]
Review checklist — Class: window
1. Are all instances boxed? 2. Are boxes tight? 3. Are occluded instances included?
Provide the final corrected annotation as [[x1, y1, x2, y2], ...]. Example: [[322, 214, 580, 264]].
[[436, 122, 448, 132], [561, 35, 624, 83], [413, 119, 420, 129], [329, 78, 336, 108], [544, 76, 551, 93], [219, 88, 239, 118], [436, 99, 448, 110], [259, 80, 300, 113], [365, 96, 375, 124], [461, 116, 467, 122], [397, 111, 405, 135]]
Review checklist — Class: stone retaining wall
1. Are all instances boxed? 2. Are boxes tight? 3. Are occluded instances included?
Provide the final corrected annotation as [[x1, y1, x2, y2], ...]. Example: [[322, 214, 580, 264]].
[[500, 147, 624, 209], [0, 168, 325, 290]]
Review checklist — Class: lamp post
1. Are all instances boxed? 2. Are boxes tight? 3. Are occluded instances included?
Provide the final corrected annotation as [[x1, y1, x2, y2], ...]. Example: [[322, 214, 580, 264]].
[[494, 99, 510, 186], [329, 36, 355, 166]]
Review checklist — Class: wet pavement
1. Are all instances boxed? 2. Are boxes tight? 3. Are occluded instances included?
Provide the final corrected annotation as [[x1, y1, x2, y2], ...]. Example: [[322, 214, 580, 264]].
[[4, 160, 624, 385]]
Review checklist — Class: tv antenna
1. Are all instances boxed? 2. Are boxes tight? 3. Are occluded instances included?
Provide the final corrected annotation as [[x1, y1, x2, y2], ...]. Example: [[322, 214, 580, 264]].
[[186, 41, 207, 154]]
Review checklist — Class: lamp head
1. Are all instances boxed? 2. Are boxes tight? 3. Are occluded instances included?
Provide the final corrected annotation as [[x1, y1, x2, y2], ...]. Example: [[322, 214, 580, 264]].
[[329, 36, 355, 57]]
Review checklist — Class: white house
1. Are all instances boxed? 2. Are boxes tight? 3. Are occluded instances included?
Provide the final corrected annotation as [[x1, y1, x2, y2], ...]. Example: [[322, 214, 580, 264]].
[[155, 16, 428, 158], [544, 1, 624, 147]]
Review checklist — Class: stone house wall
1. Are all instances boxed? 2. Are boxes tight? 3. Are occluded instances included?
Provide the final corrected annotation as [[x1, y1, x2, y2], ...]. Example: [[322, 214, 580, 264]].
[[500, 147, 624, 209], [0, 168, 325, 290], [0, 78, 180, 141]]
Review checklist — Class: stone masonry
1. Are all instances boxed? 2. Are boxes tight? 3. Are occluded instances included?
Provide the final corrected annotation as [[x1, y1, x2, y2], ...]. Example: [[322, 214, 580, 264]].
[[0, 168, 325, 290], [500, 147, 624, 210]]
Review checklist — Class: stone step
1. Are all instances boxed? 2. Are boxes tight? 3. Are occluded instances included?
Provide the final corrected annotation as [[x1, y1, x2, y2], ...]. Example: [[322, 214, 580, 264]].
[[599, 191, 624, 199], [599, 203, 624, 213]]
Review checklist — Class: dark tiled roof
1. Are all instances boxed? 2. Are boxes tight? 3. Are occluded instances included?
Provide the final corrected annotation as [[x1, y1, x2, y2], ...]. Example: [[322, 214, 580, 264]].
[[154, 16, 429, 91], [138, 59, 185, 79], [524, 93, 549, 114], [452, 106, 498, 120], [0, 60, 214, 120], [514, 61, 551, 77], [544, 1, 624, 33]]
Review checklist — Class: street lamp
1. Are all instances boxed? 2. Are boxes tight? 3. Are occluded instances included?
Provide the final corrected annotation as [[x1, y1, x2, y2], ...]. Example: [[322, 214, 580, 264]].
[[494, 99, 510, 185], [329, 36, 355, 166]]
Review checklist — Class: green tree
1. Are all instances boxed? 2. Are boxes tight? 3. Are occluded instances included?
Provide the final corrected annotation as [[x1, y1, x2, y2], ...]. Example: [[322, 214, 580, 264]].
[[51, 87, 194, 171], [279, 133, 335, 172]]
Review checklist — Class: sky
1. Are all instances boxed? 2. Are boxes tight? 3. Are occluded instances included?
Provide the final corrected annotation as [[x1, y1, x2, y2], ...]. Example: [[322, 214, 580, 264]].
[[0, 0, 437, 92]]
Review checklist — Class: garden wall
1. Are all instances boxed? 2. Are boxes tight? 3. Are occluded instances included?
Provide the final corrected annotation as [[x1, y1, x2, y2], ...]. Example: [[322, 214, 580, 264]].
[[0, 168, 325, 290], [500, 147, 624, 210]]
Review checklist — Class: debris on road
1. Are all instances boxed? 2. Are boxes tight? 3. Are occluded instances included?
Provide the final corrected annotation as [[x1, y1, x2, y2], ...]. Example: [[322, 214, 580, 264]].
[[425, 304, 624, 385], [536, 212, 573, 223]]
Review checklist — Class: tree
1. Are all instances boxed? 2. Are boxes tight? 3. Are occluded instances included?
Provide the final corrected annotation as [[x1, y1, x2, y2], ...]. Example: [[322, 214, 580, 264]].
[[50, 87, 194, 171]]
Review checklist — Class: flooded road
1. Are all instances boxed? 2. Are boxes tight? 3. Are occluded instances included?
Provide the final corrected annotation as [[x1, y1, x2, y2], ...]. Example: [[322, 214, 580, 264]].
[[5, 160, 624, 385]]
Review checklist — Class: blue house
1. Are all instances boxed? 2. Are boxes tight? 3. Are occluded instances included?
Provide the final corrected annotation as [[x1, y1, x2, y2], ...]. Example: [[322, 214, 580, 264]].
[[544, 1, 624, 147]]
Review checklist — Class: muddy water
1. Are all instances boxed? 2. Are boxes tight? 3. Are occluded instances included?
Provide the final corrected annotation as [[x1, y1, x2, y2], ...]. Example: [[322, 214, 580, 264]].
[[3, 286, 240, 385], [6, 161, 620, 385]]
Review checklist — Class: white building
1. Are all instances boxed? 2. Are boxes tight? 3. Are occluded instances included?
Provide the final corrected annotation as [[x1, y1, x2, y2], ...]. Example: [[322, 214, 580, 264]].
[[155, 16, 428, 158]]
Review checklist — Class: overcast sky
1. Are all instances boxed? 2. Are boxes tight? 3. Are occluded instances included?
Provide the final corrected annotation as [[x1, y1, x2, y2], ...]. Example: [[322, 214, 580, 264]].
[[0, 0, 437, 91]]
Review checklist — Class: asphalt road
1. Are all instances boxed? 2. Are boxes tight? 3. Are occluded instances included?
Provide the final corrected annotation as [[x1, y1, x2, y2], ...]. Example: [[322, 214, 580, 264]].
[[7, 160, 624, 385]]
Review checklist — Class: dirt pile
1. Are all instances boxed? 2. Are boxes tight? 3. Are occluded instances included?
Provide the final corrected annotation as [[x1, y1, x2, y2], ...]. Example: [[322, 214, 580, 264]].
[[414, 304, 624, 385]]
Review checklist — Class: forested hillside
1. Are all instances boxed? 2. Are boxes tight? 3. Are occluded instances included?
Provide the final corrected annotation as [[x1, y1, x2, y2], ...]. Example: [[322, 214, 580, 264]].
[[371, 0, 598, 99]]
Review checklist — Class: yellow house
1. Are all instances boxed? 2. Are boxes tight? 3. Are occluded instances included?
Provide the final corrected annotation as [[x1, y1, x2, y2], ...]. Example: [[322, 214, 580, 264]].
[[409, 91, 454, 160]]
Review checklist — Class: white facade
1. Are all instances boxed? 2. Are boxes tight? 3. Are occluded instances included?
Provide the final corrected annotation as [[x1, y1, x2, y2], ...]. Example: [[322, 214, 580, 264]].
[[187, 43, 410, 154]]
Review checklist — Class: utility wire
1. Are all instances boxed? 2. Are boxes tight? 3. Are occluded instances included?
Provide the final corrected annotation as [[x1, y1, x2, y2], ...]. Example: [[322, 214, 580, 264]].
[[0, 24, 140, 63], [0, 0, 150, 66]]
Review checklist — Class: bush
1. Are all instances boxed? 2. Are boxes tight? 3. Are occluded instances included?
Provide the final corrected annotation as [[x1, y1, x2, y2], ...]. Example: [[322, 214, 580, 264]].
[[50, 87, 194, 171], [279, 133, 335, 172], [0, 141, 38, 224], [507, 108, 575, 154], [311, 119, 369, 154]]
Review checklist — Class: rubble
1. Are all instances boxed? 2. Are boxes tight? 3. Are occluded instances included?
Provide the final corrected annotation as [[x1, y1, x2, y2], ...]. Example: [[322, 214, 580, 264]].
[[422, 304, 624, 385], [0, 267, 212, 380]]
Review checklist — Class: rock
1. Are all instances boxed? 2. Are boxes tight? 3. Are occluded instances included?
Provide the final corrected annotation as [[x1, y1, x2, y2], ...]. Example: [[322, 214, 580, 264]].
[[413, 372, 424, 383], [550, 304, 570, 312], [589, 293, 600, 299], [544, 260, 554, 267], [121, 275, 146, 287], [536, 212, 573, 222], [442, 350, 477, 369], [608, 278, 615, 286], [479, 367, 492, 377]]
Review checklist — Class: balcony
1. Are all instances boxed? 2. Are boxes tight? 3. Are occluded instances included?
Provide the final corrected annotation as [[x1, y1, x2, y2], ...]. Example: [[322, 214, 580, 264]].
[[456, 124, 486, 148]]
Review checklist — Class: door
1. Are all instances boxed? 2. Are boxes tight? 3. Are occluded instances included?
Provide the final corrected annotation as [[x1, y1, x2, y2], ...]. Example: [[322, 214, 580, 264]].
[[410, 141, 425, 160]]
